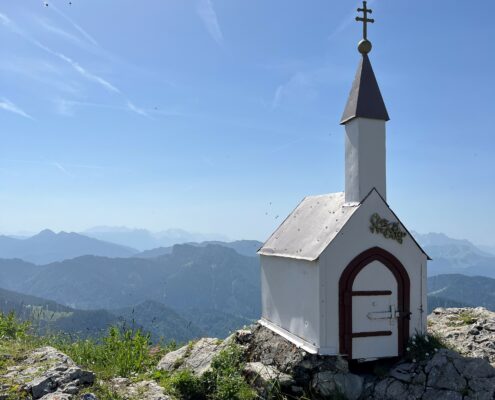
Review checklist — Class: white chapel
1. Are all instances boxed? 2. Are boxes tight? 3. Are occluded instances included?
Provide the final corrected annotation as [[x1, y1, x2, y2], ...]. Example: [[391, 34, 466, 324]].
[[258, 2, 429, 361]]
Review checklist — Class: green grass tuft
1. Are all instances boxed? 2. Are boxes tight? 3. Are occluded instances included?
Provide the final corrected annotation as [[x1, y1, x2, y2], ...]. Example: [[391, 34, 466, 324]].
[[405, 332, 450, 362]]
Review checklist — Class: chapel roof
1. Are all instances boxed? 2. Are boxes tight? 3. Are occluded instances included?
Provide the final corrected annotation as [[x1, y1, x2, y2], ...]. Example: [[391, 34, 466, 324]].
[[258, 192, 359, 261], [258, 189, 430, 261], [340, 54, 389, 125]]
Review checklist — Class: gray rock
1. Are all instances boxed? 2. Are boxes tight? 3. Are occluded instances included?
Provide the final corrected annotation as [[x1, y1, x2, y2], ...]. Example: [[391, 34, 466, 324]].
[[428, 307, 495, 365], [388, 362, 416, 383], [40, 393, 73, 400], [110, 378, 171, 400], [243, 362, 295, 396], [157, 338, 227, 376], [80, 395, 98, 400], [384, 380, 409, 399], [156, 345, 189, 371], [311, 371, 363, 400], [235, 329, 253, 344], [422, 389, 463, 400], [243, 362, 295, 388], [427, 361, 466, 391], [0, 347, 94, 400], [468, 376, 495, 394], [454, 357, 495, 379]]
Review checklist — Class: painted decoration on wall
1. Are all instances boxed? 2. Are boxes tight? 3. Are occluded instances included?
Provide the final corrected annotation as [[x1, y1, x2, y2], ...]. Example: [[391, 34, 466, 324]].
[[369, 213, 407, 244]]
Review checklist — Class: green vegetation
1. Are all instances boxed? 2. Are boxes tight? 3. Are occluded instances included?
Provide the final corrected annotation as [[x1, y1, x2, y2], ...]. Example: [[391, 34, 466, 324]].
[[405, 332, 450, 362], [156, 344, 256, 400], [54, 326, 167, 379], [0, 312, 259, 400], [455, 310, 478, 326], [0, 311, 30, 341]]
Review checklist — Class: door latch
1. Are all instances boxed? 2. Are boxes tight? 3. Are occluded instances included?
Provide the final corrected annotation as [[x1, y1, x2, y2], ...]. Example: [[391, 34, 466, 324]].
[[395, 311, 412, 320]]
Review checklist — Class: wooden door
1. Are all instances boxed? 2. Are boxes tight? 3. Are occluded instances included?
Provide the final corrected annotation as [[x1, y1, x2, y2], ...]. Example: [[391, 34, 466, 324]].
[[351, 261, 398, 359], [339, 247, 410, 360]]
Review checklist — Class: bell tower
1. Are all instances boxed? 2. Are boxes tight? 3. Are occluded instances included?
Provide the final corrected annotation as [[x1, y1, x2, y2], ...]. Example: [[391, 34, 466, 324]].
[[341, 1, 389, 204]]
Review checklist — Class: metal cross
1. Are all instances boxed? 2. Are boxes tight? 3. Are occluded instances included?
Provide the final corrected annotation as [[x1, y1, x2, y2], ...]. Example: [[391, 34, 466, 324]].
[[356, 1, 374, 40]]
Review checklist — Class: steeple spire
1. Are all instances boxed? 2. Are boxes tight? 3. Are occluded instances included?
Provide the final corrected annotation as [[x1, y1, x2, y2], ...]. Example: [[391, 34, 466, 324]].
[[341, 1, 389, 203], [340, 1, 389, 125]]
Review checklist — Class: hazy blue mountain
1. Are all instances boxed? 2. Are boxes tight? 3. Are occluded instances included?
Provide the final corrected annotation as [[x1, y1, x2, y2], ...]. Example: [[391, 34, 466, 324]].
[[412, 232, 495, 277], [0, 288, 209, 343], [0, 258, 40, 289], [0, 230, 137, 264], [427, 296, 471, 313], [428, 274, 495, 310], [199, 240, 262, 257], [479, 245, 495, 257], [135, 240, 263, 259], [134, 246, 175, 259], [179, 308, 253, 339], [0, 286, 121, 338], [0, 244, 261, 319], [83, 226, 229, 251], [111, 301, 205, 343]]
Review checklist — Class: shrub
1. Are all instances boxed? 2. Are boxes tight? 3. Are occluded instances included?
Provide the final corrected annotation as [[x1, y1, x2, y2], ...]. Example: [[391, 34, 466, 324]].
[[167, 369, 205, 400], [405, 332, 449, 362], [203, 344, 256, 400], [162, 344, 256, 400], [0, 312, 30, 340], [56, 326, 157, 378]]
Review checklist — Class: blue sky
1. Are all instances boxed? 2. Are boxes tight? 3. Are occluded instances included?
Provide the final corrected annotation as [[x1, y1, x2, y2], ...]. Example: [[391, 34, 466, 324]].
[[0, 1, 494, 245]]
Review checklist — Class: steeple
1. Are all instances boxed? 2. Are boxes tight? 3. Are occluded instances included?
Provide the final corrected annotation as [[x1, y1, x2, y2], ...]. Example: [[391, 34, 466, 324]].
[[342, 1, 389, 204], [340, 1, 389, 125], [340, 55, 389, 125]]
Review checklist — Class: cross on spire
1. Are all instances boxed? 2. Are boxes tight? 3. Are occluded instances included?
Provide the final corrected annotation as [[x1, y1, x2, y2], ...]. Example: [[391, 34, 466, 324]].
[[356, 1, 374, 41]]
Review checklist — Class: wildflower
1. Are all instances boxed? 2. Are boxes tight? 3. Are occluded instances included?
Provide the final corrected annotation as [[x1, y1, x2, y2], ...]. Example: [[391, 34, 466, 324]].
[[425, 352, 429, 357], [434, 348, 439, 352], [406, 347, 410, 351], [412, 359, 416, 363]]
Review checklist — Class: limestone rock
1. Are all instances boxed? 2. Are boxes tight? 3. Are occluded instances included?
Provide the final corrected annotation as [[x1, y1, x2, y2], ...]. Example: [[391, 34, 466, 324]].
[[311, 371, 363, 400], [245, 324, 348, 384], [157, 338, 228, 376], [80, 395, 98, 400], [40, 393, 73, 400], [428, 307, 495, 365], [243, 362, 295, 394], [0, 347, 94, 400], [110, 378, 171, 400]]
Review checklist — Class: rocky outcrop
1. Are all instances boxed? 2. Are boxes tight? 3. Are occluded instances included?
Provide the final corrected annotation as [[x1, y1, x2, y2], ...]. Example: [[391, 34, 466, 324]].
[[4, 308, 495, 400], [156, 318, 495, 399], [157, 337, 229, 376], [0, 347, 94, 400], [368, 349, 495, 399], [428, 307, 495, 365], [109, 377, 171, 400]]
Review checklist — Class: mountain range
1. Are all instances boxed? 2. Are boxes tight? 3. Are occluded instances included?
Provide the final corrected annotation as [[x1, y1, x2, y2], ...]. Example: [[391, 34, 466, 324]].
[[0, 230, 136, 264], [0, 242, 260, 321], [2, 228, 494, 278], [0, 227, 494, 342], [0, 286, 242, 343], [413, 232, 495, 278], [82, 226, 229, 251]]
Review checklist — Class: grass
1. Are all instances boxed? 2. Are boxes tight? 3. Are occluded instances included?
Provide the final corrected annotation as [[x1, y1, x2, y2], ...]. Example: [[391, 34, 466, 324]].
[[404, 332, 450, 362], [53, 326, 168, 379], [456, 310, 478, 326], [156, 343, 257, 400], [0, 311, 260, 400]]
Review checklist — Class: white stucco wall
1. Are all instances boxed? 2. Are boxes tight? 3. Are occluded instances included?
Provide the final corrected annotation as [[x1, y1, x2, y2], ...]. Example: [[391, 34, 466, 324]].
[[319, 190, 427, 353], [345, 118, 387, 203], [260, 255, 320, 349]]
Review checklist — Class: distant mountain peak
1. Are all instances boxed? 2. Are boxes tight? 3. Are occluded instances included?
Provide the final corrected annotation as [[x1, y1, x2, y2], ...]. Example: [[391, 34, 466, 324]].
[[37, 229, 57, 237]]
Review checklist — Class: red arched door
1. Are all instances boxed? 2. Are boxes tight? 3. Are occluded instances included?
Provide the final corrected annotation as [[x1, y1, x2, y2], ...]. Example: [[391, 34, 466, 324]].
[[339, 247, 410, 360]]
